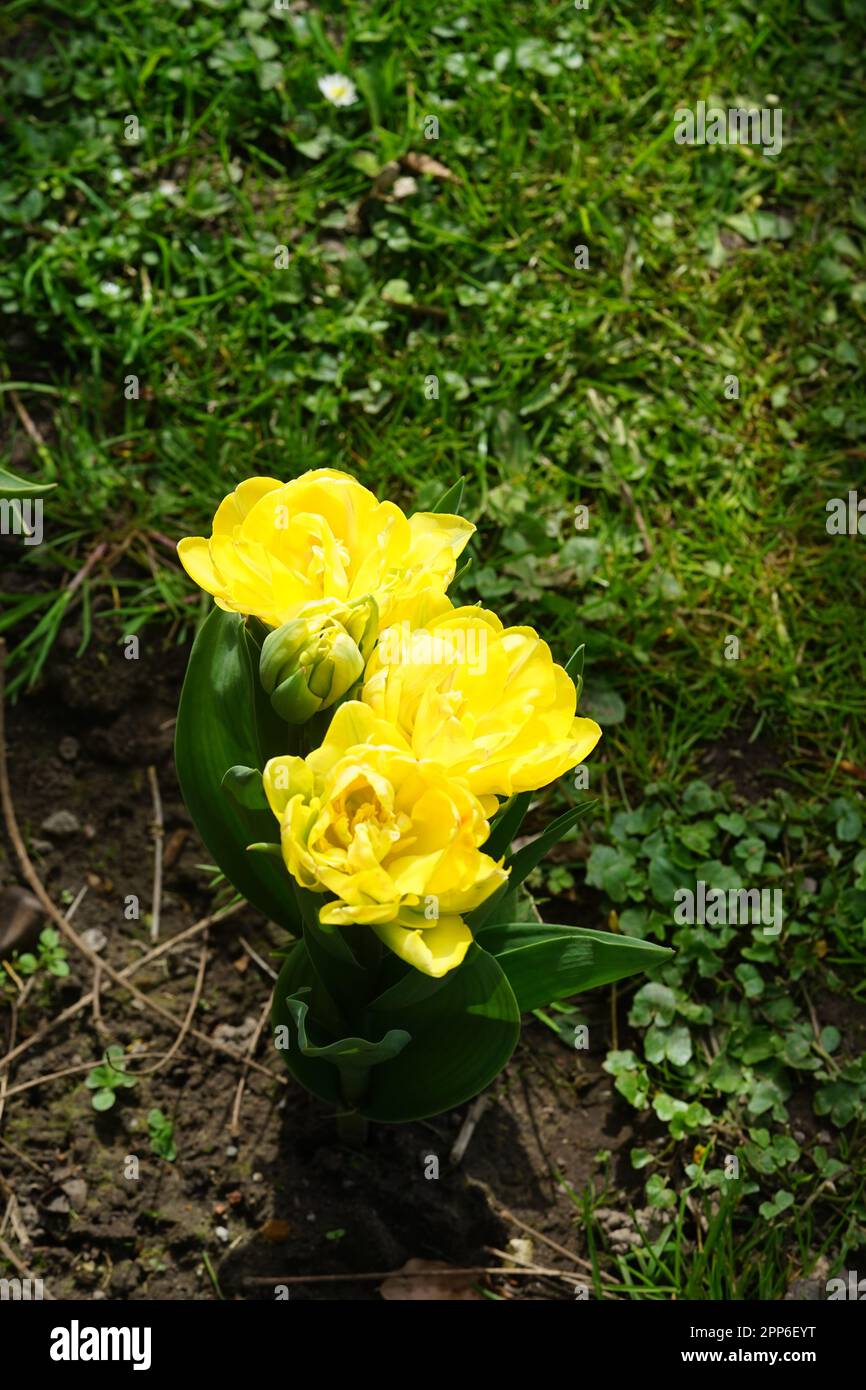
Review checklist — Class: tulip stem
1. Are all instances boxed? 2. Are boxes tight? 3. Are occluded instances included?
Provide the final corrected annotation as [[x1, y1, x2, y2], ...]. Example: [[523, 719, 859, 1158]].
[[337, 1065, 370, 1145], [336, 1107, 368, 1146]]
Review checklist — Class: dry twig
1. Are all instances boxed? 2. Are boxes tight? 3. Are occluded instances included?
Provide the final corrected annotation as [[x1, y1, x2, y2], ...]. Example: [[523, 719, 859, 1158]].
[[146, 765, 164, 943]]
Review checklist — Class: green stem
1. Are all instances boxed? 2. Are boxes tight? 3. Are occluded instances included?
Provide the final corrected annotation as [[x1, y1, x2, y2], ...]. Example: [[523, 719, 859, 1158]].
[[336, 1065, 370, 1146], [336, 1107, 369, 1145]]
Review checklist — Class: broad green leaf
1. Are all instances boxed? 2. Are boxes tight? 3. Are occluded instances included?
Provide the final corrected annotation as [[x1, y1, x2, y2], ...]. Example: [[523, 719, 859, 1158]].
[[272, 941, 520, 1122], [175, 607, 299, 929], [363, 943, 520, 1120], [475, 920, 673, 1012], [287, 990, 411, 1072]]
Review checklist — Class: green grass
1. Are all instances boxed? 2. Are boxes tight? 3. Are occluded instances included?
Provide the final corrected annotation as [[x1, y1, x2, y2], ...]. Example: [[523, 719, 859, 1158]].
[[1, 0, 865, 1297], [1, 0, 865, 765]]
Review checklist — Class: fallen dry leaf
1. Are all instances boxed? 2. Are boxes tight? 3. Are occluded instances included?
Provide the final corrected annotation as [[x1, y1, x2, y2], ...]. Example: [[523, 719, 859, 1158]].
[[259, 1218, 294, 1243], [401, 152, 460, 184]]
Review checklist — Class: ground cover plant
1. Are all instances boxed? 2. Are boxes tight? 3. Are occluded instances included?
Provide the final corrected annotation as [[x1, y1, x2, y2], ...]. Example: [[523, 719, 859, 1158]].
[[0, 0, 864, 1302]]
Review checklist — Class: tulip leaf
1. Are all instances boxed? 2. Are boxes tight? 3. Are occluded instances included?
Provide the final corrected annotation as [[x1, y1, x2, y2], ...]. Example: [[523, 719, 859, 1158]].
[[565, 642, 585, 699], [292, 882, 369, 1016], [473, 799, 598, 930], [271, 943, 345, 1105], [221, 764, 268, 811], [272, 942, 520, 1122], [565, 642, 585, 679], [485, 791, 532, 860], [363, 944, 520, 1121], [366, 963, 449, 1013], [506, 799, 598, 886], [287, 989, 411, 1068], [432, 477, 465, 515], [175, 607, 299, 930], [476, 920, 674, 1013]]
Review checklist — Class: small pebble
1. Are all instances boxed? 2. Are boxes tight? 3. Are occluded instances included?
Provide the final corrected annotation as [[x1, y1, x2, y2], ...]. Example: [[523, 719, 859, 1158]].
[[41, 810, 80, 837], [225, 1145, 238, 1158], [252, 1172, 263, 1183], [214, 1226, 229, 1243], [81, 927, 107, 953]]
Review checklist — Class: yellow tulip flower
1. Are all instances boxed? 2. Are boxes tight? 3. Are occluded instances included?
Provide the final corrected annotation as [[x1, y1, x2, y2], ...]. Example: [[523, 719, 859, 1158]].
[[177, 469, 473, 631], [362, 606, 602, 798], [261, 703, 507, 978]]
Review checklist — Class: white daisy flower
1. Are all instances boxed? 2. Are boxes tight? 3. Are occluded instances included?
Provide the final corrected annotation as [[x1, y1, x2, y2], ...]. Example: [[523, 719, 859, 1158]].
[[317, 73, 358, 108]]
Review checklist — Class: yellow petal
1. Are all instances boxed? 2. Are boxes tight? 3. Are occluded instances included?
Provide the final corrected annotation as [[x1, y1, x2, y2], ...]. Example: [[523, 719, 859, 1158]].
[[262, 756, 312, 816], [322, 700, 411, 758], [408, 512, 475, 569], [177, 536, 222, 597], [372, 913, 472, 977], [212, 477, 283, 535]]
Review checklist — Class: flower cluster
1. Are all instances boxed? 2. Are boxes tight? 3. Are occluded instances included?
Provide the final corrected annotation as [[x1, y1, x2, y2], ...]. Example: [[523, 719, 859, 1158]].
[[179, 469, 601, 978]]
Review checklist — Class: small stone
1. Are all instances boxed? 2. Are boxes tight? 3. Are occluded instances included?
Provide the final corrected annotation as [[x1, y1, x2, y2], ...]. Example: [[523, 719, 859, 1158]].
[[29, 839, 53, 854], [306, 1212, 316, 1223], [214, 1226, 229, 1243], [80, 927, 107, 953], [225, 1145, 238, 1158], [41, 810, 80, 838], [109, 1262, 142, 1295], [58, 737, 79, 762], [609, 1227, 639, 1245], [212, 1016, 258, 1046], [252, 1172, 263, 1183], [506, 1238, 534, 1267], [61, 1178, 88, 1209], [392, 176, 418, 199]]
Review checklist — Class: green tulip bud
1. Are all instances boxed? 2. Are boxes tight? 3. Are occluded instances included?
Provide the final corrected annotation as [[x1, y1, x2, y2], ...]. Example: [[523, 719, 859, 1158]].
[[260, 597, 378, 724]]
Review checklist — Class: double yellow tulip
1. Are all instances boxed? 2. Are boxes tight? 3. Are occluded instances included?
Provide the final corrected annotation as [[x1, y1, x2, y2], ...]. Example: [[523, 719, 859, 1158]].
[[179, 470, 601, 977]]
